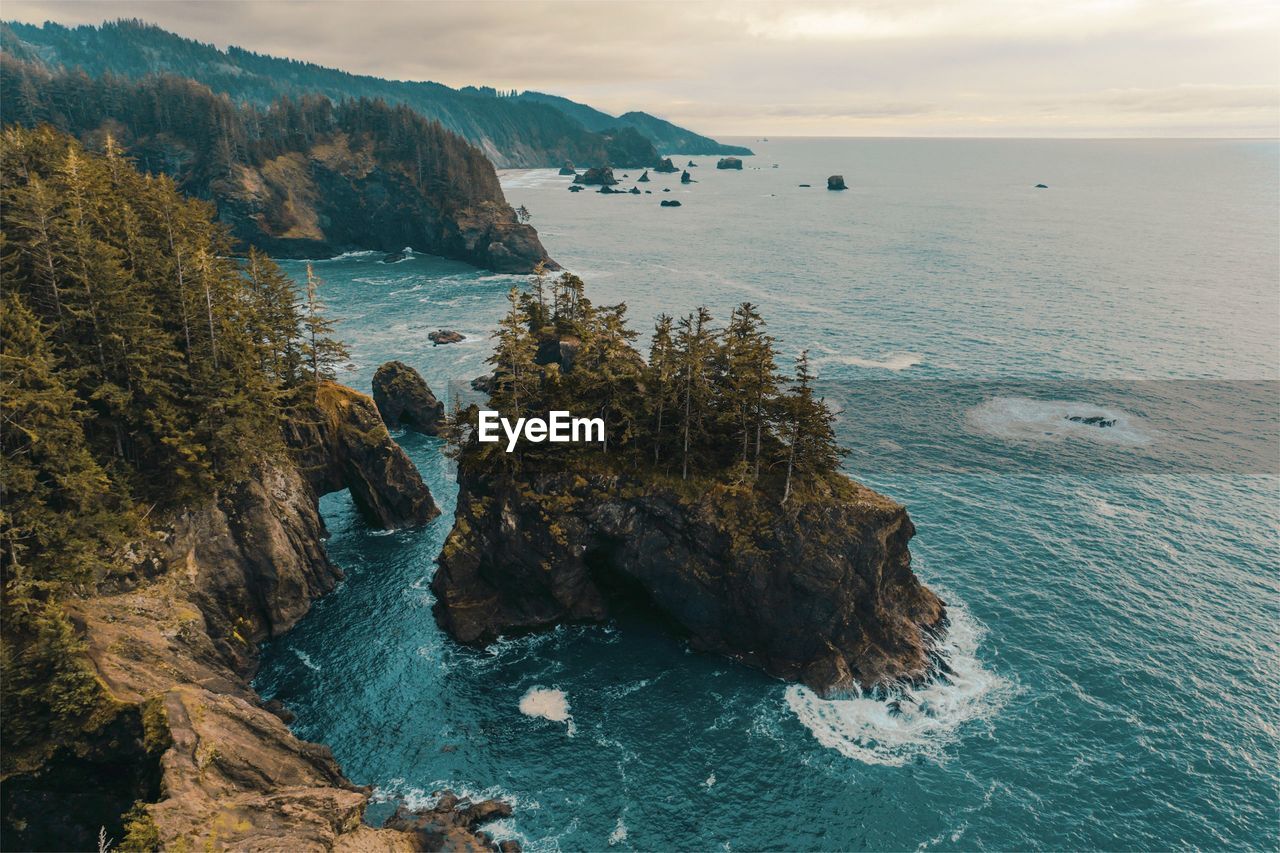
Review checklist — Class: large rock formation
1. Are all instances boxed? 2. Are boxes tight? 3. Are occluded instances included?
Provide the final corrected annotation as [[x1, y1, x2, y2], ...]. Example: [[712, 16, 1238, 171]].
[[2, 383, 516, 851], [717, 157, 744, 170], [433, 468, 946, 696], [653, 157, 680, 173], [572, 166, 619, 186], [373, 361, 446, 436], [286, 383, 440, 528]]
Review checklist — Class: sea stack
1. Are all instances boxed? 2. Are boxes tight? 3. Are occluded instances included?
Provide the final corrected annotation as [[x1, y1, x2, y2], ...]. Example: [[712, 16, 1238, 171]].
[[717, 157, 744, 170], [637, 170, 650, 182], [558, 161, 577, 176], [573, 166, 619, 186], [372, 361, 445, 436], [654, 157, 680, 173], [828, 175, 848, 190], [681, 170, 694, 184]]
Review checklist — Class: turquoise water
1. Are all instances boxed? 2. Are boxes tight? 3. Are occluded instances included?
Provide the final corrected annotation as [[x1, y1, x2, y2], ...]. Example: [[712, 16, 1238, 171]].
[[256, 139, 1280, 851]]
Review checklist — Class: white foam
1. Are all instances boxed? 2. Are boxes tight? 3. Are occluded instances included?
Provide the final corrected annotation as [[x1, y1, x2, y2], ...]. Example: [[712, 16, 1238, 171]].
[[520, 687, 576, 736], [815, 351, 924, 371], [967, 396, 1155, 446], [785, 602, 1011, 767], [293, 648, 321, 672], [608, 817, 628, 846], [704, 772, 716, 788]]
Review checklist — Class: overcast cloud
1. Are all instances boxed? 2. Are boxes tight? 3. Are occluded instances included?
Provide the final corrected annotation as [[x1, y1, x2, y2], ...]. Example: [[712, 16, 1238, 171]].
[[5, 0, 1278, 137]]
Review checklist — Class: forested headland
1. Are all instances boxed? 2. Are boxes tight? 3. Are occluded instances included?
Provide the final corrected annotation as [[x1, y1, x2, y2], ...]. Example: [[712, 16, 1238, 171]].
[[0, 124, 347, 774], [0, 56, 558, 271]]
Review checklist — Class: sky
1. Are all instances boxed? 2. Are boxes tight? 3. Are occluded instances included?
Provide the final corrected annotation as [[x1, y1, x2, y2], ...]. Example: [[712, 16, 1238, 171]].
[[5, 0, 1279, 137]]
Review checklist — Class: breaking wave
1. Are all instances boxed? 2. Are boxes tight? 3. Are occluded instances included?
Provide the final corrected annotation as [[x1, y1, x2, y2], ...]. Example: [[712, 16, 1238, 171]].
[[785, 602, 1012, 766], [814, 351, 925, 371], [967, 396, 1155, 446]]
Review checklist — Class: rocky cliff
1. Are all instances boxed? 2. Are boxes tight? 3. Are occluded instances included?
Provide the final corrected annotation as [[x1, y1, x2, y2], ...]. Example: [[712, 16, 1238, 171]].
[[433, 468, 946, 696], [2, 384, 509, 852]]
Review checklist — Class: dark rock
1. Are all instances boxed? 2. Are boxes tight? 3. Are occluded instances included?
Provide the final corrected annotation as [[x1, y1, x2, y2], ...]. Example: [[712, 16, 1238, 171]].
[[372, 361, 445, 436], [429, 329, 466, 346], [263, 699, 296, 724], [599, 185, 620, 194], [828, 175, 848, 190], [500, 841, 523, 853], [573, 166, 619, 186], [433, 470, 945, 697], [687, 160, 698, 167], [662, 187, 671, 192], [629, 187, 641, 194], [384, 791, 517, 851], [1035, 183, 1049, 189], [567, 184, 583, 192], [1067, 415, 1115, 428], [644, 190, 652, 194], [660, 199, 682, 207], [654, 157, 680, 173], [285, 382, 439, 529], [558, 162, 577, 176], [717, 157, 744, 170], [382, 249, 408, 263], [798, 183, 811, 187], [471, 373, 495, 393], [637, 170, 650, 182], [681, 170, 695, 184]]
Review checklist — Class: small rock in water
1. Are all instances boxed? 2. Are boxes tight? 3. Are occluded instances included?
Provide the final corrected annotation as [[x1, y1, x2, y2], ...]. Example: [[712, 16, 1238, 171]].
[[798, 183, 811, 187], [429, 329, 465, 346], [567, 185, 583, 192], [558, 161, 576, 176], [1035, 183, 1049, 189], [717, 157, 744, 170], [681, 170, 695, 184], [382, 250, 408, 263], [828, 175, 848, 191], [660, 199, 682, 207], [629, 187, 641, 194]]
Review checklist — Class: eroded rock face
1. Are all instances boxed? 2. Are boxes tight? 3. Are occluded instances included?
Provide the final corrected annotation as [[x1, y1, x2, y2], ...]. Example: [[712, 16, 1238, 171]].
[[433, 471, 946, 696], [373, 361, 446, 436], [286, 382, 440, 528], [5, 390, 507, 852]]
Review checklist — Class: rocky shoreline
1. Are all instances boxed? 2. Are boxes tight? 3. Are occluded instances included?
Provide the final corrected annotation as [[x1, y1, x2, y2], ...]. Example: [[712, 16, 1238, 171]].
[[433, 466, 946, 696], [2, 384, 512, 852]]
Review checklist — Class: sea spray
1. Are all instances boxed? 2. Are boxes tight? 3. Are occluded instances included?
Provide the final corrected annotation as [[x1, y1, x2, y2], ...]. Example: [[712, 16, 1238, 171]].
[[520, 687, 577, 736], [786, 601, 1012, 766]]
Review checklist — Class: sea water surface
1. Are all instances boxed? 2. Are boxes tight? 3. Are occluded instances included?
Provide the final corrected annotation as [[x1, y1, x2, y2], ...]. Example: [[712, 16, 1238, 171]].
[[256, 139, 1280, 851]]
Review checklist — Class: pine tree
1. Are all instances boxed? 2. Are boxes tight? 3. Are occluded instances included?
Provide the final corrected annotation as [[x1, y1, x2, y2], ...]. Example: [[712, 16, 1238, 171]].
[[646, 314, 678, 466], [488, 287, 540, 418], [779, 350, 845, 504], [674, 307, 717, 480], [721, 303, 781, 480], [301, 263, 350, 393]]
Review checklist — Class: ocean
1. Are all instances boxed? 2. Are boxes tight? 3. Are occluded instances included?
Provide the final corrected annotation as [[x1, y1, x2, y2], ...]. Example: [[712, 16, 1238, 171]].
[[254, 138, 1279, 851]]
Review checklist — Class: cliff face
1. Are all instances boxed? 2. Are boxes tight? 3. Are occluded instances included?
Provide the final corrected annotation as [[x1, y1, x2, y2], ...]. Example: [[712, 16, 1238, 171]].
[[433, 470, 946, 696], [2, 385, 506, 851], [215, 142, 556, 273]]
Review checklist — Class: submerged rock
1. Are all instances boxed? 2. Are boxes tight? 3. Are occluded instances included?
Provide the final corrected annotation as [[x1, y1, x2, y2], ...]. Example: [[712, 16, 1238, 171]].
[[654, 157, 679, 173], [568, 184, 583, 192], [373, 360, 445, 436], [434, 470, 945, 696], [717, 157, 744, 170], [1035, 183, 1049, 189], [429, 329, 465, 346], [1067, 415, 1115, 427], [798, 183, 812, 187], [828, 175, 848, 190], [381, 249, 409, 263], [573, 166, 619, 186], [661, 199, 682, 207]]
